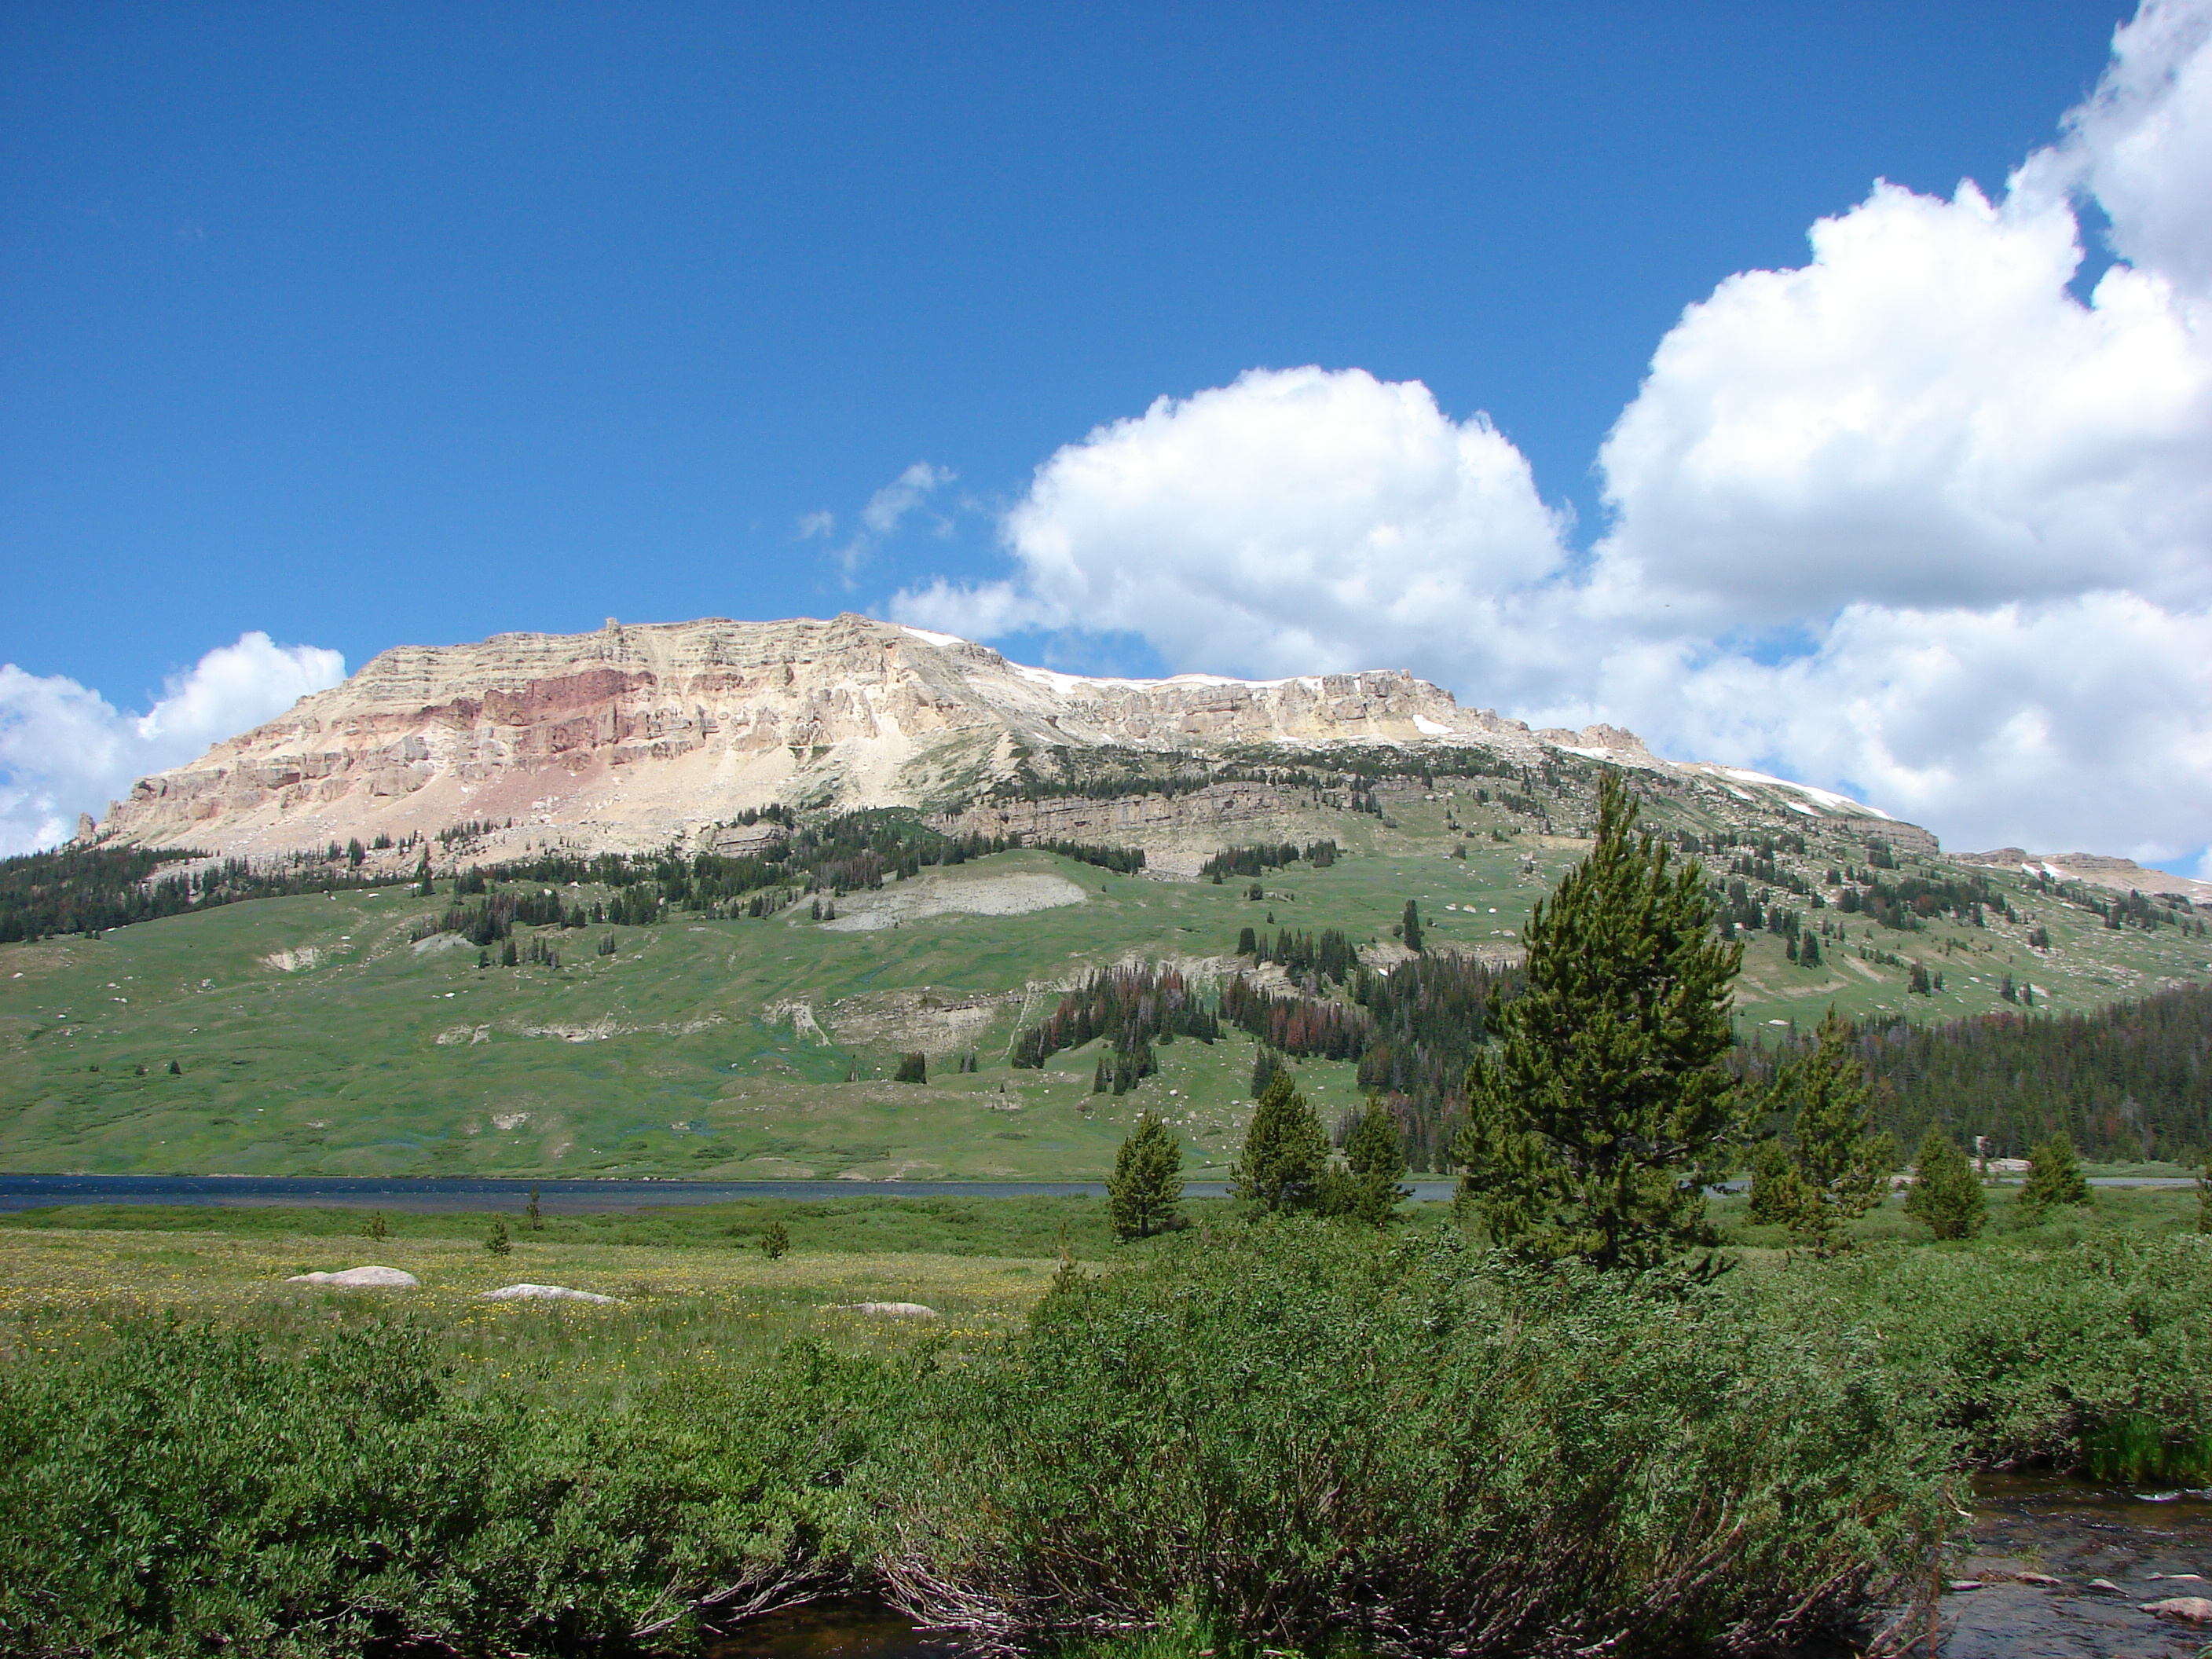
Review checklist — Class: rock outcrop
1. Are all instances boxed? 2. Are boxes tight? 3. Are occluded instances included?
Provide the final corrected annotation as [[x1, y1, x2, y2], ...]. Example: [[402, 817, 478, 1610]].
[[90, 612, 1925, 862]]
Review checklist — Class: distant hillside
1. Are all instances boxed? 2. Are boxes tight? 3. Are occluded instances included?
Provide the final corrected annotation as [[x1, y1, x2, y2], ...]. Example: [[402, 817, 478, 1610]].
[[1740, 987, 2212, 1166]]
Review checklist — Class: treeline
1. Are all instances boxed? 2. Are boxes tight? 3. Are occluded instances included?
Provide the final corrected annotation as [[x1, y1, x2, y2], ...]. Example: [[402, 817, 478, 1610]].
[[1219, 974, 1370, 1062], [463, 813, 1144, 921], [1236, 925, 1358, 985], [0, 844, 409, 943], [1201, 840, 1338, 881], [1738, 984, 2212, 1163], [1351, 952, 1522, 1171], [1009, 963, 1221, 1084]]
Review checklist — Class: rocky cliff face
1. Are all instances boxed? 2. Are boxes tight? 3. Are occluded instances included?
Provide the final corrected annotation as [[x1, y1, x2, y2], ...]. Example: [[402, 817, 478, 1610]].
[[90, 613, 1919, 861]]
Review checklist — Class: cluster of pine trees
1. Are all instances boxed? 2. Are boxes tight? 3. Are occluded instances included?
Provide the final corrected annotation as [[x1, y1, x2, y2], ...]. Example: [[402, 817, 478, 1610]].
[[1235, 925, 1357, 985], [1734, 986, 2212, 1164], [1219, 973, 1371, 1062], [1009, 963, 1220, 1075], [1350, 952, 1519, 1171], [1101, 1076, 1411, 1242], [1200, 840, 1338, 882], [0, 844, 419, 942]]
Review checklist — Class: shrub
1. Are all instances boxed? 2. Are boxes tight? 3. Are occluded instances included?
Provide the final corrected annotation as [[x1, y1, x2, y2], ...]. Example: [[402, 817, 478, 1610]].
[[0, 1324, 888, 1654], [894, 1052, 928, 1085], [888, 1224, 1947, 1655]]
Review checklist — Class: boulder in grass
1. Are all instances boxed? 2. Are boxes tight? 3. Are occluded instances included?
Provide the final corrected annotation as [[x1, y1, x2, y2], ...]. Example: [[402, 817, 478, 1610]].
[[2139, 1597, 2212, 1625], [287, 1265, 419, 1287], [836, 1301, 938, 1320], [480, 1283, 617, 1304]]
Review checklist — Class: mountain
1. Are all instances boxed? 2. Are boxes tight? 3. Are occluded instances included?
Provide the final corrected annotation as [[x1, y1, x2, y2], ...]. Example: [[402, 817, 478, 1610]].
[[13, 614, 2207, 1183], [87, 613, 1919, 863]]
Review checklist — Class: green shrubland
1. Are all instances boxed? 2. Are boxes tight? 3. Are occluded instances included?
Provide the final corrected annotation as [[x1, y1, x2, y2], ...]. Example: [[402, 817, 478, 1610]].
[[5, 1205, 2207, 1657]]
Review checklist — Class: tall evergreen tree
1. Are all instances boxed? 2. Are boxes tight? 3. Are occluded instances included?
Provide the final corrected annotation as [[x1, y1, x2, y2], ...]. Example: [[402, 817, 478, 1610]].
[[1454, 772, 1744, 1270], [1401, 899, 1423, 954], [1231, 1071, 1327, 1214], [1903, 1128, 1986, 1240], [1764, 1011, 1893, 1254], [1107, 1111, 1185, 1240], [1745, 1137, 1807, 1225], [2019, 1133, 2090, 1214], [1324, 1096, 1410, 1226]]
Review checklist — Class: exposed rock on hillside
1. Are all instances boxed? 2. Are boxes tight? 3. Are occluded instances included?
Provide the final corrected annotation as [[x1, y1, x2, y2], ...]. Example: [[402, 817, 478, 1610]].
[[1961, 848, 2212, 903], [89, 613, 1928, 861]]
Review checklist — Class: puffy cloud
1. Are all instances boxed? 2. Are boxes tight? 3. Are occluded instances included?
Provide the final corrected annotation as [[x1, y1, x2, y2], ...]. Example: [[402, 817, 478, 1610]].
[[2049, 0, 2212, 295], [1574, 596, 2212, 863], [894, 367, 1569, 682], [1593, 178, 2212, 627], [0, 633, 345, 856], [893, 2, 2212, 867]]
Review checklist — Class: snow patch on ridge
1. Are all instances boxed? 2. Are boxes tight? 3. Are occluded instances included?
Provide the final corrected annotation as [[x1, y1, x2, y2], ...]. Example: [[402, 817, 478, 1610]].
[[1712, 767, 1892, 819]]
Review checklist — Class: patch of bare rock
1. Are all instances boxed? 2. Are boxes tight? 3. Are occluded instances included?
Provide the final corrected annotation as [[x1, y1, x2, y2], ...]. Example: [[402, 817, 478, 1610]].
[[286, 1265, 419, 1287]]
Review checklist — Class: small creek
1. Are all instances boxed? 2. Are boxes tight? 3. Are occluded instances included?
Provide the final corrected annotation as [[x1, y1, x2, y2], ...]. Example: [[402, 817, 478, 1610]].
[[1930, 1473, 2211, 1657], [706, 1477, 2210, 1659]]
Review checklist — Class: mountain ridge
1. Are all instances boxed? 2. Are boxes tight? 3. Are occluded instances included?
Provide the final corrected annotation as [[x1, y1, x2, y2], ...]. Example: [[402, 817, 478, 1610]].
[[90, 611, 1921, 862]]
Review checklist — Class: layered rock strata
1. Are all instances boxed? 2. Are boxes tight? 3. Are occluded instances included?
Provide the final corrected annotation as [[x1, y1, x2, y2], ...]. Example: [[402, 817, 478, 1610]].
[[91, 612, 1926, 862]]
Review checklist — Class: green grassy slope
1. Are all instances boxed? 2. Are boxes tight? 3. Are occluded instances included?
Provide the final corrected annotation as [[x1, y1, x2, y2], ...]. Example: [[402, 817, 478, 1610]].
[[2, 786, 2204, 1179]]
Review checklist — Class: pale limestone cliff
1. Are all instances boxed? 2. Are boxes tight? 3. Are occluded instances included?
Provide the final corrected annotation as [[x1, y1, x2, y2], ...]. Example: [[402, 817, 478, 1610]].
[[90, 613, 1921, 862]]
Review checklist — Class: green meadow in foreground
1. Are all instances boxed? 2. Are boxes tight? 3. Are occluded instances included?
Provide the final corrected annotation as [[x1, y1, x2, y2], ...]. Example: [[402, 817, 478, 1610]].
[[0, 1184, 2207, 1657]]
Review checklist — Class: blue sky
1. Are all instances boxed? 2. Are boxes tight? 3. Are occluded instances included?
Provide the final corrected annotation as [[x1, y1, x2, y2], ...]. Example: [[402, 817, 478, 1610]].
[[5, 2, 2209, 870]]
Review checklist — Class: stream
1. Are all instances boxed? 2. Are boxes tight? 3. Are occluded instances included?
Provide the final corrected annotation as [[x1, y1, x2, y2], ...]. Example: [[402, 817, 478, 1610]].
[[706, 1477, 2210, 1659]]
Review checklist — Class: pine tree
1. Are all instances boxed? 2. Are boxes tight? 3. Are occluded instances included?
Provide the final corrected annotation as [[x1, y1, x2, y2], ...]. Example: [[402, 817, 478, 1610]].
[[1745, 1137, 1807, 1225], [1250, 1046, 1284, 1099], [2020, 1133, 2090, 1214], [1401, 900, 1423, 954], [526, 1185, 543, 1231], [1903, 1128, 1986, 1240], [1107, 1111, 1185, 1240], [363, 1209, 390, 1242], [1324, 1095, 1409, 1226], [486, 1217, 512, 1256], [1454, 772, 1744, 1269], [760, 1218, 791, 1259], [1766, 1011, 1893, 1253], [1231, 1071, 1327, 1213]]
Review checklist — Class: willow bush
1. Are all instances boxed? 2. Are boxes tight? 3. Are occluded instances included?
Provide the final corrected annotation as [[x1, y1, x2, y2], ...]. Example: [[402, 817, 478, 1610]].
[[884, 1222, 1949, 1657], [0, 1322, 891, 1657]]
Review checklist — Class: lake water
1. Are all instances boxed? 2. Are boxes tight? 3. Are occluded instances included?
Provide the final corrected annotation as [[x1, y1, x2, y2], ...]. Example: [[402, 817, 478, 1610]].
[[0, 1171, 1462, 1213]]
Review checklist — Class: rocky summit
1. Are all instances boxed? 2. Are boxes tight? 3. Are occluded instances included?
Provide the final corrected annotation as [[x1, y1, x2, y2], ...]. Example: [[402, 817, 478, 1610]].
[[90, 612, 1918, 862]]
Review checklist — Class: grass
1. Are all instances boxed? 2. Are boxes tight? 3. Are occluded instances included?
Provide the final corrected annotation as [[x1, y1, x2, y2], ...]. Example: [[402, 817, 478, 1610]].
[[0, 1185, 2206, 1654], [3, 808, 2203, 1181]]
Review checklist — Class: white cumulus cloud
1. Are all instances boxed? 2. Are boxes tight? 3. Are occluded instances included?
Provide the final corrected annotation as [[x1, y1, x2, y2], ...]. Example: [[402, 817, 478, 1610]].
[[894, 367, 1569, 683], [0, 632, 346, 856], [892, 0, 2212, 870]]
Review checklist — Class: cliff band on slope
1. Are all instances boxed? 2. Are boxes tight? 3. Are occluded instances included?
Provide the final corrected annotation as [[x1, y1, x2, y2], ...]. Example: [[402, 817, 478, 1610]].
[[86, 613, 1919, 862]]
